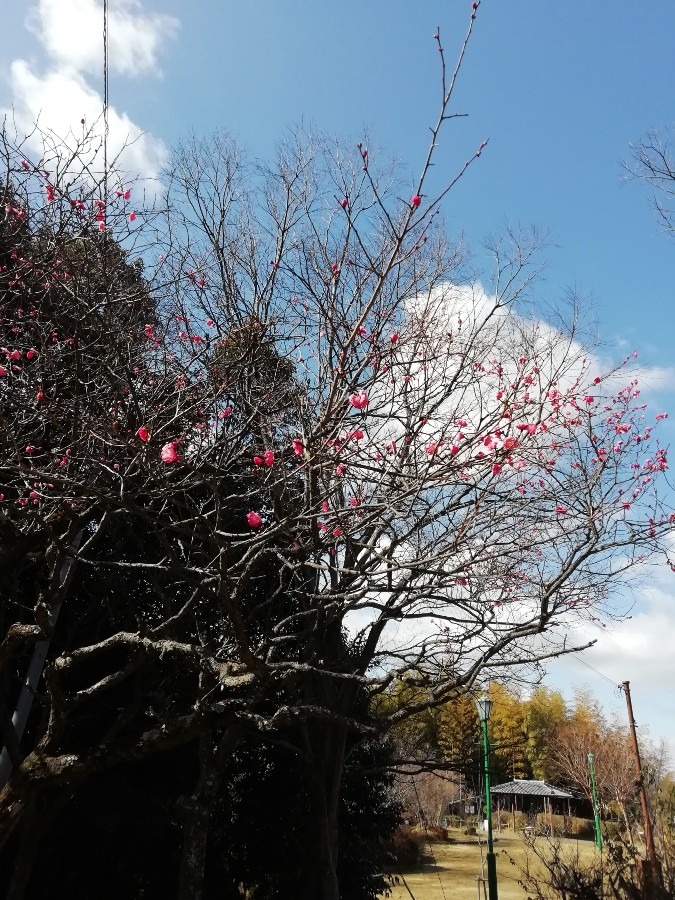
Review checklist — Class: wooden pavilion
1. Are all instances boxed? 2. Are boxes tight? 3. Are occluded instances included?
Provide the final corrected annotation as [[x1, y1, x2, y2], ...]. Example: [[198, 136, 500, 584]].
[[489, 779, 583, 831]]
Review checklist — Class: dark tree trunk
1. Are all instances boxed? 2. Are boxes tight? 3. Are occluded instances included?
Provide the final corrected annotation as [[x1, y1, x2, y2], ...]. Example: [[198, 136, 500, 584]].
[[303, 720, 347, 900], [178, 729, 240, 900]]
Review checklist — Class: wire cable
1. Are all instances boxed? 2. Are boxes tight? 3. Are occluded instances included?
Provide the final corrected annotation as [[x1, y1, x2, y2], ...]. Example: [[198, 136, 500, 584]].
[[568, 651, 623, 692]]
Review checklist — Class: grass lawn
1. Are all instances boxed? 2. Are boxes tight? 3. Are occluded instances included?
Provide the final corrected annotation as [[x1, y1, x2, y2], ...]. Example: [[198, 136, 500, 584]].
[[382, 827, 598, 900]]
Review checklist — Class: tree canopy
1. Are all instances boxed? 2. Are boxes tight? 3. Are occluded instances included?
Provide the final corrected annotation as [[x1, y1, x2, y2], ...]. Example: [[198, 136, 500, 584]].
[[0, 19, 673, 897]]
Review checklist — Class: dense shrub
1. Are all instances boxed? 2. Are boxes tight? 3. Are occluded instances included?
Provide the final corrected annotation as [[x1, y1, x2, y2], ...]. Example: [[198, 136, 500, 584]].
[[426, 825, 449, 842], [387, 826, 424, 869]]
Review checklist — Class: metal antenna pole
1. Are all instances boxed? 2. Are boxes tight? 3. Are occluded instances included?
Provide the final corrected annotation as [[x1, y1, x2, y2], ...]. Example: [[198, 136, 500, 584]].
[[103, 0, 109, 211]]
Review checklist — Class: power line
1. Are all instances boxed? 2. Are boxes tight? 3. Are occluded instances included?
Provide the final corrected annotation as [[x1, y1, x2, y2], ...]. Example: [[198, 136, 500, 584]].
[[568, 651, 622, 692]]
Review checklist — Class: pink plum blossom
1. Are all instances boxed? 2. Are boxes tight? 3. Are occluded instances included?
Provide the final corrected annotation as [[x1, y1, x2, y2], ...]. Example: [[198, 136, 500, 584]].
[[246, 511, 262, 528], [349, 391, 368, 410], [160, 442, 181, 464], [516, 423, 537, 435]]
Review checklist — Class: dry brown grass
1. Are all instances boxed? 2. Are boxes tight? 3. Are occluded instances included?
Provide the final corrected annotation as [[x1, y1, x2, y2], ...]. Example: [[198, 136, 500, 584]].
[[382, 827, 598, 900]]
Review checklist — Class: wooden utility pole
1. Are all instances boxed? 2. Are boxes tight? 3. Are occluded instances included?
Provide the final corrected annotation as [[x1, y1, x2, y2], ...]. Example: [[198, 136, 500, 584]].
[[621, 681, 660, 898]]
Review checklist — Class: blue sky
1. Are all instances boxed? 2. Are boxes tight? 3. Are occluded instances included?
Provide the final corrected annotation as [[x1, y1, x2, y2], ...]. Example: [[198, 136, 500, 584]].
[[2, 0, 675, 749]]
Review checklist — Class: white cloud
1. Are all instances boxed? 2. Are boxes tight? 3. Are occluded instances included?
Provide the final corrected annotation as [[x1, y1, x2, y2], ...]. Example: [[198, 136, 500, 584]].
[[582, 575, 675, 687], [546, 562, 675, 750], [2, 0, 179, 181], [7, 61, 168, 181], [26, 0, 178, 79]]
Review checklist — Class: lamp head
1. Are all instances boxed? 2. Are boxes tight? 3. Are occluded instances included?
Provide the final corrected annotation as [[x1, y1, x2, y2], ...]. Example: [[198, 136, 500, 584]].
[[476, 695, 493, 722]]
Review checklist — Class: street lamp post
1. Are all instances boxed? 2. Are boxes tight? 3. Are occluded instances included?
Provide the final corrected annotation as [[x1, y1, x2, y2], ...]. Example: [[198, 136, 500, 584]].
[[476, 695, 498, 900], [587, 752, 603, 853]]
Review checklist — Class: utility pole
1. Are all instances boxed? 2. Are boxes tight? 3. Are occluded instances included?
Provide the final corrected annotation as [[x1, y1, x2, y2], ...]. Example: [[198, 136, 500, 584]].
[[621, 681, 660, 898]]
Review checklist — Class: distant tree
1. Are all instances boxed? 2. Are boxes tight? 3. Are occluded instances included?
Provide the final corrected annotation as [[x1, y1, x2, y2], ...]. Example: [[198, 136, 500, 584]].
[[486, 682, 530, 783], [548, 692, 666, 842], [626, 125, 675, 236], [525, 686, 568, 781], [438, 692, 482, 791]]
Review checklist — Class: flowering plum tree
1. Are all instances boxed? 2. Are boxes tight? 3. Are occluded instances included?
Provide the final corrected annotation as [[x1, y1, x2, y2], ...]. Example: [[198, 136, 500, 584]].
[[0, 11, 672, 900]]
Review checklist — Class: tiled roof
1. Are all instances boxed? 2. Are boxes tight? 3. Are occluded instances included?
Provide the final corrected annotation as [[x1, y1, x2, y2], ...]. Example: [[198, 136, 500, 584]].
[[490, 779, 574, 799]]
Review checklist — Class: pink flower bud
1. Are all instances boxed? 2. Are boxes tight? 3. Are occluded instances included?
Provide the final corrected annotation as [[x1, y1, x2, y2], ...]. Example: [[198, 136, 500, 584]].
[[264, 450, 275, 467], [253, 456, 263, 466], [246, 511, 262, 528], [292, 438, 304, 455], [341, 198, 348, 209], [411, 195, 422, 208], [137, 426, 149, 442]]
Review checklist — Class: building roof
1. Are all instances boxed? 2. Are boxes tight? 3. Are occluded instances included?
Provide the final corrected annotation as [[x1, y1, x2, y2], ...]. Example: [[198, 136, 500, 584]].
[[490, 779, 574, 799]]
